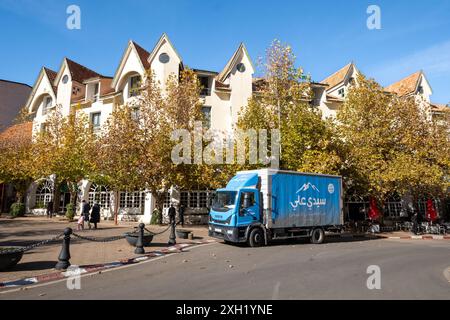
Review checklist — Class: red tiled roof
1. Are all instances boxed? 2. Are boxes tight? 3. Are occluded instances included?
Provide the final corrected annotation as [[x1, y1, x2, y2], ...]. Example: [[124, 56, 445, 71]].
[[66, 58, 101, 83], [43, 67, 58, 95], [0, 121, 33, 143], [385, 71, 422, 97], [100, 78, 115, 97], [132, 41, 151, 69], [431, 103, 450, 113], [321, 63, 353, 89]]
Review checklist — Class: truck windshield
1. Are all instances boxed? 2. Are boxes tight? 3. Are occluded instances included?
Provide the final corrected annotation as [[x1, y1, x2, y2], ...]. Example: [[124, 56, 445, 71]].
[[212, 191, 237, 212]]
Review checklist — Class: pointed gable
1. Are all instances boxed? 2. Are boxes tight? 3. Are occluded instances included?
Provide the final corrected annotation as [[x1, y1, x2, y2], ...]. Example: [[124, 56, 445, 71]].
[[217, 43, 254, 83], [385, 71, 422, 97], [43, 67, 57, 95], [111, 40, 151, 89], [132, 41, 151, 69], [25, 67, 58, 113], [321, 63, 353, 90], [147, 33, 182, 66]]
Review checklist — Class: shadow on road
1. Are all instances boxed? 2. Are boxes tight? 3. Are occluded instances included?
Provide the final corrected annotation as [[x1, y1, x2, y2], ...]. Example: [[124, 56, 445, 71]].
[[1, 261, 57, 273], [219, 234, 382, 249]]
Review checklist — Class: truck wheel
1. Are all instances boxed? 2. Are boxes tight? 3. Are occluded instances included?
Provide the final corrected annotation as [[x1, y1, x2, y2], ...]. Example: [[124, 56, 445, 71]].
[[310, 228, 324, 244], [248, 228, 264, 247]]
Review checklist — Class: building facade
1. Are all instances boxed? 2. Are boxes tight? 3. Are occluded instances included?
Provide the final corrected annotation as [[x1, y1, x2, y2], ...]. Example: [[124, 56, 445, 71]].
[[21, 34, 450, 223]]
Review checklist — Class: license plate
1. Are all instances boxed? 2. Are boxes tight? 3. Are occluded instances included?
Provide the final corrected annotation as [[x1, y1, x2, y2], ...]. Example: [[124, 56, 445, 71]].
[[215, 228, 222, 233]]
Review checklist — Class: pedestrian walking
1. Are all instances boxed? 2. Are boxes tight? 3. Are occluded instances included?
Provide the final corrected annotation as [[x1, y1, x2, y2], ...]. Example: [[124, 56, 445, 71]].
[[81, 200, 91, 229], [90, 201, 101, 230], [168, 203, 176, 224], [46, 200, 54, 218], [179, 204, 185, 227]]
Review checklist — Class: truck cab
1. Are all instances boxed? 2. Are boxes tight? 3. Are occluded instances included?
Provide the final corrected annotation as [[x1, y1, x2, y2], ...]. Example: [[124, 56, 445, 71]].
[[209, 173, 264, 244]]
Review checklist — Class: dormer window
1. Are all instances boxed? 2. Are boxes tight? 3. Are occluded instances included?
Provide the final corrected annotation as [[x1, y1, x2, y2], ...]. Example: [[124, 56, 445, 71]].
[[129, 75, 141, 98], [418, 85, 424, 94], [42, 96, 52, 115]]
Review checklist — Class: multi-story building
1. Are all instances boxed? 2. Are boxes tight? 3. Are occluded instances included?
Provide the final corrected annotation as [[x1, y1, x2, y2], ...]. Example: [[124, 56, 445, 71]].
[[24, 34, 255, 223], [20, 34, 449, 223]]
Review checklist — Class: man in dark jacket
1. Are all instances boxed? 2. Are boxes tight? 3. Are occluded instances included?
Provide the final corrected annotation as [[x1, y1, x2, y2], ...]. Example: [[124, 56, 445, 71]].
[[90, 202, 101, 230], [179, 204, 185, 227], [46, 200, 54, 218], [81, 200, 91, 228]]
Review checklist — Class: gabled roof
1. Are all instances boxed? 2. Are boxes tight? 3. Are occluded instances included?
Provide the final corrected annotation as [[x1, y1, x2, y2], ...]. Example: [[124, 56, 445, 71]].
[[384, 71, 423, 97], [431, 103, 450, 113], [132, 41, 151, 69], [111, 40, 151, 88], [217, 43, 254, 83], [43, 67, 57, 95], [321, 62, 354, 90], [147, 33, 183, 66], [54, 58, 101, 86], [65, 58, 101, 83], [25, 67, 58, 112]]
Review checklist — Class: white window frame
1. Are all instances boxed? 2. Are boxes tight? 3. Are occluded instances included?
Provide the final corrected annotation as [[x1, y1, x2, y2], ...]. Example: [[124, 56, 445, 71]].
[[42, 96, 52, 115], [91, 112, 101, 130]]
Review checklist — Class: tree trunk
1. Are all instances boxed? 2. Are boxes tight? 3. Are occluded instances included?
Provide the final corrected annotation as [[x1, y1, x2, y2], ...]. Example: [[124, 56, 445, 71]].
[[114, 190, 119, 225]]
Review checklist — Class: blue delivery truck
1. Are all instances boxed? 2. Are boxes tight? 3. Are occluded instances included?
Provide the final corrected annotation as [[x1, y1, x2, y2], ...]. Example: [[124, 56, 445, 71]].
[[208, 169, 343, 247]]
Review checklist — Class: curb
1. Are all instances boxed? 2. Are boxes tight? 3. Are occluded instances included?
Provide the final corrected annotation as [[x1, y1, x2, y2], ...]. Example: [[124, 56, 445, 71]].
[[0, 239, 217, 290], [381, 235, 450, 240]]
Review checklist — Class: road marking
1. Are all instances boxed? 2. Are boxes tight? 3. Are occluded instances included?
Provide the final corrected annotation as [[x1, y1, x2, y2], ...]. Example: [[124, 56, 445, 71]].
[[443, 267, 450, 283], [0, 242, 218, 295], [271, 281, 281, 300]]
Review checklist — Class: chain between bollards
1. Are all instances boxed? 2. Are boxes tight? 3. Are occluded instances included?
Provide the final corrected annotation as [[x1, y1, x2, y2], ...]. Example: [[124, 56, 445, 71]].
[[55, 227, 73, 270]]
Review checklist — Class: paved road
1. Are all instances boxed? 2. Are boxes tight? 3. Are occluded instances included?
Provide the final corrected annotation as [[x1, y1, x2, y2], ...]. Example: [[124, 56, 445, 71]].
[[1, 238, 450, 300]]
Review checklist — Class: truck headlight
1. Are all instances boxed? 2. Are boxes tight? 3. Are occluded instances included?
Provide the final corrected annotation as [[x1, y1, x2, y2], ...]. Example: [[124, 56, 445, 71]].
[[227, 230, 233, 235]]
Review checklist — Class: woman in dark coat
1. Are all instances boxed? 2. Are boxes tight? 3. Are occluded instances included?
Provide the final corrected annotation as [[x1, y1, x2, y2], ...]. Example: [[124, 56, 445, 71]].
[[90, 202, 101, 229]]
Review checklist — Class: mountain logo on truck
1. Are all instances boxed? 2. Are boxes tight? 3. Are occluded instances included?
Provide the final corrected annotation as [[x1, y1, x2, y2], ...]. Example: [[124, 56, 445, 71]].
[[290, 182, 326, 210], [296, 182, 320, 193]]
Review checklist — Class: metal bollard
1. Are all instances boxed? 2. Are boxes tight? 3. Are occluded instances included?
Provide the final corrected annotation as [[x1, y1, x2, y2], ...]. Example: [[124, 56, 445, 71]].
[[55, 227, 73, 270], [168, 219, 176, 245], [134, 223, 145, 254]]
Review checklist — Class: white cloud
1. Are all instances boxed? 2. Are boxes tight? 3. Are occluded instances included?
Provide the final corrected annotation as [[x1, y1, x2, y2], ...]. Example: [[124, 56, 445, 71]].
[[369, 40, 450, 84]]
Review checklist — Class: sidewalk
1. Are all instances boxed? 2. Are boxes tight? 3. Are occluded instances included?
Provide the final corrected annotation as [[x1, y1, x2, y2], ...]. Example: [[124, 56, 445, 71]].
[[375, 230, 450, 240], [0, 216, 213, 284]]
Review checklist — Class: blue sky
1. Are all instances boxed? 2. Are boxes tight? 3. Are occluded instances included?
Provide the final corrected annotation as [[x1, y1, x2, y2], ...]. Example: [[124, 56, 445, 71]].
[[0, 0, 449, 103]]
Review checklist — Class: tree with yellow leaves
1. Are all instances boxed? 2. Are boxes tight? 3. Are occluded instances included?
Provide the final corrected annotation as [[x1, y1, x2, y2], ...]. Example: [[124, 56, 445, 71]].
[[0, 122, 34, 203], [32, 106, 95, 213], [337, 74, 450, 208], [238, 40, 343, 174]]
